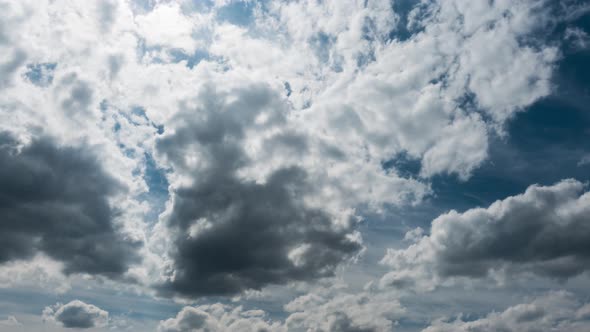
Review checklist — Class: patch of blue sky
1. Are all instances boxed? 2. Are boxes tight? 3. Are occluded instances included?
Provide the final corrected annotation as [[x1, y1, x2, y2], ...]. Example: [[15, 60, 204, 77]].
[[129, 106, 150, 125], [24, 62, 56, 87], [283, 81, 292, 97], [168, 48, 211, 69], [382, 152, 421, 180], [129, 0, 157, 14], [216, 0, 256, 27], [139, 153, 170, 223], [388, 0, 424, 42], [181, 0, 215, 14]]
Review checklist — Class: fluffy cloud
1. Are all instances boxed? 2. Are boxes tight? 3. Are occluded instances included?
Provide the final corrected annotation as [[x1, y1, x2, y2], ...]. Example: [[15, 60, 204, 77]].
[[158, 304, 280, 332], [283, 285, 405, 332], [381, 179, 590, 290], [0, 0, 587, 326], [0, 131, 140, 277], [43, 300, 109, 329], [154, 83, 363, 297], [159, 280, 407, 332], [422, 291, 590, 332]]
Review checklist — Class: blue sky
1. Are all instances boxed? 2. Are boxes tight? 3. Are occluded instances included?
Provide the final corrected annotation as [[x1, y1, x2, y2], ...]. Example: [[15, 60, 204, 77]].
[[1, 0, 590, 331]]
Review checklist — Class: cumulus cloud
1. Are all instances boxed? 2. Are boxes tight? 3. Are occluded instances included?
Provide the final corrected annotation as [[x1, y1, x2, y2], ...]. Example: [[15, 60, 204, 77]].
[[0, 131, 140, 277], [0, 0, 587, 328], [422, 291, 590, 332], [158, 304, 280, 332], [381, 179, 590, 290], [159, 283, 406, 332], [283, 285, 405, 332], [43, 300, 109, 329], [155, 83, 363, 297]]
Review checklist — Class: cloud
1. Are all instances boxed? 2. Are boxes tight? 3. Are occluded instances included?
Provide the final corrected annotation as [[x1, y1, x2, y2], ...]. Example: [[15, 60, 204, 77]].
[[134, 3, 206, 51], [154, 83, 362, 297], [158, 304, 280, 332], [0, 1, 588, 329], [283, 286, 405, 332], [43, 300, 109, 329], [422, 291, 590, 332], [578, 154, 590, 166], [0, 315, 20, 326], [160, 282, 406, 332], [381, 179, 590, 290], [0, 131, 140, 277]]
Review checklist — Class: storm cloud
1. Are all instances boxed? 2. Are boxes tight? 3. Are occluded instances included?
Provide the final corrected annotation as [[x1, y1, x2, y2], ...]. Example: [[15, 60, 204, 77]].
[[0, 131, 139, 276], [155, 83, 362, 297]]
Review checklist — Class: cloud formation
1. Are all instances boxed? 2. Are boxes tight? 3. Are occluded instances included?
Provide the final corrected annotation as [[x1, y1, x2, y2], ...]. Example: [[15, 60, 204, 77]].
[[0, 0, 588, 330], [158, 304, 280, 332], [0, 131, 139, 277], [422, 291, 590, 332], [155, 83, 362, 297], [160, 283, 406, 332], [381, 179, 590, 290], [43, 300, 109, 329]]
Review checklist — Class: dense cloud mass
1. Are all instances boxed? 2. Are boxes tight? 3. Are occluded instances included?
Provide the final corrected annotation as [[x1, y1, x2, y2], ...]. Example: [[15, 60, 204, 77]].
[[381, 179, 590, 289], [422, 292, 590, 332], [158, 304, 280, 332], [43, 300, 109, 329], [160, 286, 405, 332], [0, 131, 139, 276], [283, 287, 404, 332], [156, 84, 362, 297], [0, 0, 588, 330]]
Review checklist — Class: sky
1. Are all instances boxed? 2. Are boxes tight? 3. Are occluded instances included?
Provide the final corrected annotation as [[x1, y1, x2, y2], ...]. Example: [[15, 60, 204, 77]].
[[0, 0, 590, 331]]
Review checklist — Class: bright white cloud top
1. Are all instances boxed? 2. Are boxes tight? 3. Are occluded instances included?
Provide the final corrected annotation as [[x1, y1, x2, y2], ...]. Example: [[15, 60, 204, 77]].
[[0, 0, 589, 331]]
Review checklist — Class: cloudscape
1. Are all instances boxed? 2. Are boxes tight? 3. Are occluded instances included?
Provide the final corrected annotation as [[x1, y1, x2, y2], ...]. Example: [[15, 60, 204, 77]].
[[1, 0, 590, 331]]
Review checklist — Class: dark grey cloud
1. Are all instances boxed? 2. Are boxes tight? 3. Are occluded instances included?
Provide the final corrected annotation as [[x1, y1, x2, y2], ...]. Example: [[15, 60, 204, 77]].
[[0, 131, 139, 277], [381, 179, 590, 289], [43, 300, 108, 329], [156, 83, 362, 297]]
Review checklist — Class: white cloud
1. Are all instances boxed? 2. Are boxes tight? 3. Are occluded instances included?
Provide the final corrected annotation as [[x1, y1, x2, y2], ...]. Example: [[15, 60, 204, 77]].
[[134, 3, 208, 52], [158, 304, 281, 332], [0, 0, 584, 313], [43, 300, 109, 329], [422, 291, 590, 332], [381, 179, 590, 291], [0, 316, 21, 326]]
